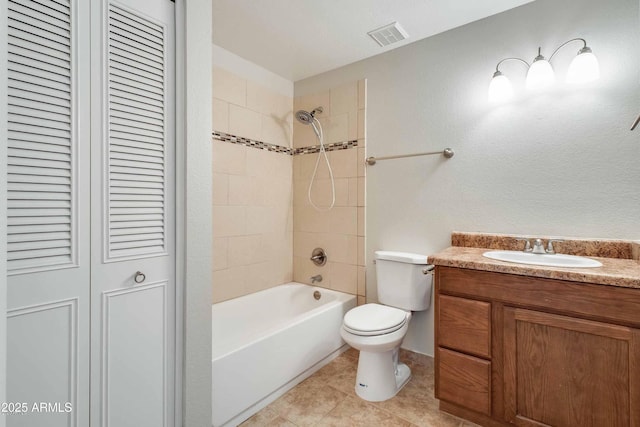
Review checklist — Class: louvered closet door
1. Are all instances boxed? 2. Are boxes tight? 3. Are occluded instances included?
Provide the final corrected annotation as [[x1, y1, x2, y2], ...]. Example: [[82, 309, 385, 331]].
[[5, 0, 91, 426], [89, 0, 176, 426]]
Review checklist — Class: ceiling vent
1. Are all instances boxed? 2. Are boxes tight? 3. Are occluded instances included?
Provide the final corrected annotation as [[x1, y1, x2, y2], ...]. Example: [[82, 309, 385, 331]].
[[367, 22, 409, 47]]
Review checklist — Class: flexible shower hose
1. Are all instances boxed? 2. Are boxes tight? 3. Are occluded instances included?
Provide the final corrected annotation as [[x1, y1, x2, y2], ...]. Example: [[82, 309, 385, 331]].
[[308, 118, 335, 212]]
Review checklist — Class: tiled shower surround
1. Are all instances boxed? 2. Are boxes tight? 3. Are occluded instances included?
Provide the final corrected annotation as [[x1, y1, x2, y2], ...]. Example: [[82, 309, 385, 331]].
[[293, 80, 367, 304], [212, 66, 366, 304], [212, 67, 294, 302]]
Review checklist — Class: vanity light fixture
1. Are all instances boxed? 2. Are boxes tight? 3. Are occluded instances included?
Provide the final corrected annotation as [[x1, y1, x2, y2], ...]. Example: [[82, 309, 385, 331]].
[[488, 38, 600, 103], [525, 47, 555, 90]]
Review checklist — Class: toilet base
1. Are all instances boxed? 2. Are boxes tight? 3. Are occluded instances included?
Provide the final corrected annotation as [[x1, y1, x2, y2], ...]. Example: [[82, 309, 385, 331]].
[[354, 348, 412, 402]]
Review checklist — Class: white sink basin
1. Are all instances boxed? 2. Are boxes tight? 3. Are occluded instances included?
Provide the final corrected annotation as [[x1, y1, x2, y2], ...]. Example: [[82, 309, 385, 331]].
[[482, 250, 602, 268]]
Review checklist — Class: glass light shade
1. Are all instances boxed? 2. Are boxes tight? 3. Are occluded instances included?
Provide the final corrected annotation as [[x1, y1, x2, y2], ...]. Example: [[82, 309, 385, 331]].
[[526, 58, 555, 90], [488, 72, 513, 103], [566, 49, 599, 84]]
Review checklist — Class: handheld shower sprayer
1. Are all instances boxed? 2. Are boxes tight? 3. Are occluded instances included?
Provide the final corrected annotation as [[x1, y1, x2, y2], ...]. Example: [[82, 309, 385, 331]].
[[295, 106, 323, 126], [294, 106, 335, 212]]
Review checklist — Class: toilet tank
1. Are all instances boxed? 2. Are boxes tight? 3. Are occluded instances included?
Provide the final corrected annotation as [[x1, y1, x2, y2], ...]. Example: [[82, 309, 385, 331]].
[[375, 251, 432, 311]]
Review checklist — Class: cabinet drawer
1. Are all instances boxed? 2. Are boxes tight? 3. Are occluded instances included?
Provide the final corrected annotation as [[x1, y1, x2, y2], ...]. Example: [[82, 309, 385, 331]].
[[438, 294, 491, 358], [437, 347, 491, 416]]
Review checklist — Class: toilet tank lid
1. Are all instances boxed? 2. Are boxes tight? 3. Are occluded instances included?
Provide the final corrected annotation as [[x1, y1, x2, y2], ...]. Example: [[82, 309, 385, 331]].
[[375, 250, 429, 264]]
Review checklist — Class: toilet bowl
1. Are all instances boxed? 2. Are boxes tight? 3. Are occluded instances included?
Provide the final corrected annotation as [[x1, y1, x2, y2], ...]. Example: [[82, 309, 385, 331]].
[[341, 250, 432, 402], [340, 303, 412, 401]]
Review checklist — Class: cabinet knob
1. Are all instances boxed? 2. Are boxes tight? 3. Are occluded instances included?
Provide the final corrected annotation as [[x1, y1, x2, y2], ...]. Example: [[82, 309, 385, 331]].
[[134, 271, 146, 283]]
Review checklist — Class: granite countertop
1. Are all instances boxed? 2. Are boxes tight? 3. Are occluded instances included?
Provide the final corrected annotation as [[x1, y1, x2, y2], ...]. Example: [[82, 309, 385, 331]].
[[428, 232, 640, 290]]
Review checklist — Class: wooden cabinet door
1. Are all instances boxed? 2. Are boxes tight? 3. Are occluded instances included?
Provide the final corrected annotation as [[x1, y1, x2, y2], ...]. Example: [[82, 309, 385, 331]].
[[503, 307, 640, 427]]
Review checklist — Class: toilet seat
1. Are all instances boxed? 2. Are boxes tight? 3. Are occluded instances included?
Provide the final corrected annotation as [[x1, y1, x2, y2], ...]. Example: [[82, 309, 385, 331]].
[[343, 303, 408, 336]]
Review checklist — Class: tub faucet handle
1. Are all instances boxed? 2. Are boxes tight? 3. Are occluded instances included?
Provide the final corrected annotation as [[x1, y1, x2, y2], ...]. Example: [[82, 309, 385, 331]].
[[310, 248, 327, 266]]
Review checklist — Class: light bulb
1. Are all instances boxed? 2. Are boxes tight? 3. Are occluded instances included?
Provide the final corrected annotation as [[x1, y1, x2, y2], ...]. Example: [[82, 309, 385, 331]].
[[488, 71, 513, 103], [526, 56, 555, 90], [566, 47, 599, 84]]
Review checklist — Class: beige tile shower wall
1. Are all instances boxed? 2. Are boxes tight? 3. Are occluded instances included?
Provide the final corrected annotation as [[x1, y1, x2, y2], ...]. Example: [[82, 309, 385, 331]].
[[213, 67, 293, 146], [293, 80, 366, 301], [212, 67, 294, 303]]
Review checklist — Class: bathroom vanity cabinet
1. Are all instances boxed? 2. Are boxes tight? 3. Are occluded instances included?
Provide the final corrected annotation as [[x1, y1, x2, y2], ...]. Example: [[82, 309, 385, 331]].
[[434, 266, 640, 427]]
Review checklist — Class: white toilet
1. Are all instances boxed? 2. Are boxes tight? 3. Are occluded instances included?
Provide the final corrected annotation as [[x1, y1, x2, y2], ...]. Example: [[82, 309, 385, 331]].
[[340, 250, 432, 402]]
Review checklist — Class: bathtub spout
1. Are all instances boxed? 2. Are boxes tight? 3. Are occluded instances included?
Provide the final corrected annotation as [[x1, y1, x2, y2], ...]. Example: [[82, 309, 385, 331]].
[[311, 274, 323, 284]]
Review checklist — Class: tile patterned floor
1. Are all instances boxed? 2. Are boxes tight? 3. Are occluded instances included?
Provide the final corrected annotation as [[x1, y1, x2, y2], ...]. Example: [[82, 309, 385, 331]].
[[240, 349, 479, 427]]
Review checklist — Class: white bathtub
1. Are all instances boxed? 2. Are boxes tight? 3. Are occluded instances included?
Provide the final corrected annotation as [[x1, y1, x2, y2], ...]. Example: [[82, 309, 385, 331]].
[[211, 282, 356, 427]]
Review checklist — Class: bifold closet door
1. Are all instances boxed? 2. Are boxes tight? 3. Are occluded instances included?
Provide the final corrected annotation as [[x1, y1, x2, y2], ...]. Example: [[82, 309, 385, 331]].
[[89, 0, 176, 426], [5, 0, 91, 426], [5, 0, 176, 425]]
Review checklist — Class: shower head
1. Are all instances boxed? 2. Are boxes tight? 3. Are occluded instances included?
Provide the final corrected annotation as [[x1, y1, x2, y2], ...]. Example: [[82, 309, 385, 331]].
[[295, 106, 323, 125], [295, 110, 314, 125]]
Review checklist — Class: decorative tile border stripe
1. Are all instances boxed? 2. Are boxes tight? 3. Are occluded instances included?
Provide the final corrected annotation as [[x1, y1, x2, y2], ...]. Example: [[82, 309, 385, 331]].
[[212, 131, 293, 155], [293, 140, 358, 155], [212, 131, 358, 156]]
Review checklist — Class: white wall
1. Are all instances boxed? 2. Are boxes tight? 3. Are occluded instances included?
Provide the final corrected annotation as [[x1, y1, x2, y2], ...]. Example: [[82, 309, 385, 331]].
[[295, 0, 640, 355], [180, 0, 212, 425]]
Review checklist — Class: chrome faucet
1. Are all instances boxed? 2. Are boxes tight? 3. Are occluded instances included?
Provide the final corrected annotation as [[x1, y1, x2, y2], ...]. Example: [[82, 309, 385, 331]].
[[545, 239, 564, 254], [532, 238, 546, 254], [515, 238, 532, 252], [516, 238, 565, 254], [310, 274, 322, 284]]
